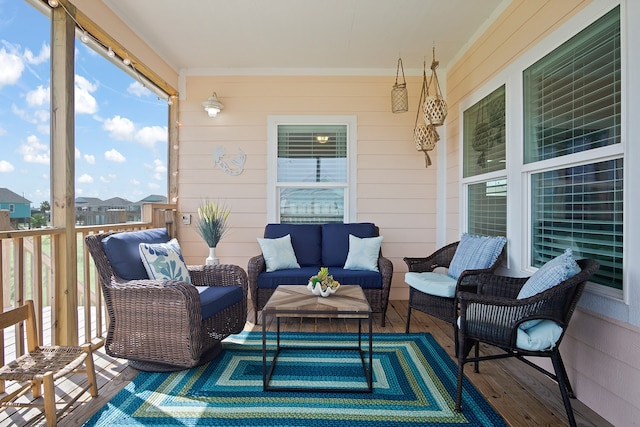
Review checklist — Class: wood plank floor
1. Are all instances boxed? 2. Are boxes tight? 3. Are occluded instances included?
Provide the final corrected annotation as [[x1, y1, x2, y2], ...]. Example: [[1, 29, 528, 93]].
[[0, 300, 613, 427]]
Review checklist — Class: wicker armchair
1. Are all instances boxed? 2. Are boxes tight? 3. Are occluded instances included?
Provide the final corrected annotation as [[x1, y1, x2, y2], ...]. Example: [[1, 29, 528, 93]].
[[455, 258, 599, 427], [85, 231, 248, 372], [403, 239, 505, 354]]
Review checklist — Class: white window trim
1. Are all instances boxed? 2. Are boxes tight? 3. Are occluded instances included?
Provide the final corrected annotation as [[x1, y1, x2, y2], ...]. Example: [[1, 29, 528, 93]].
[[266, 115, 357, 223], [460, 0, 633, 324]]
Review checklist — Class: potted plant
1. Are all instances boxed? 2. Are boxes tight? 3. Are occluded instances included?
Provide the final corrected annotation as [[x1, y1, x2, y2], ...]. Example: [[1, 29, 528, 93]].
[[196, 200, 230, 265], [307, 267, 340, 297]]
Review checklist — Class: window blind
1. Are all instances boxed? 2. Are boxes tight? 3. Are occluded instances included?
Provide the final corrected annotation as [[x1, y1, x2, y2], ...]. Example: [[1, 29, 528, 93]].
[[468, 180, 507, 237], [531, 159, 623, 289], [524, 7, 620, 163], [277, 125, 347, 183]]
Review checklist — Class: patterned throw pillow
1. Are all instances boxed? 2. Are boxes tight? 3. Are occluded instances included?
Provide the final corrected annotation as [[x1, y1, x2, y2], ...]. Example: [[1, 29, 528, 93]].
[[517, 248, 581, 329], [447, 233, 507, 280], [139, 238, 191, 283], [257, 234, 301, 272], [344, 234, 383, 272]]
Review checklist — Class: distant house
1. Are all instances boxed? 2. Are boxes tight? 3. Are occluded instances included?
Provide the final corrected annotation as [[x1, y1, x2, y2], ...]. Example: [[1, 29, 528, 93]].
[[75, 194, 167, 225], [0, 188, 31, 221]]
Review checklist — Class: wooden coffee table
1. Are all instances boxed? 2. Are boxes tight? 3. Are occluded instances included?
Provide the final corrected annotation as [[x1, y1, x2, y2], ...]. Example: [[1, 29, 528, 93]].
[[261, 285, 373, 393]]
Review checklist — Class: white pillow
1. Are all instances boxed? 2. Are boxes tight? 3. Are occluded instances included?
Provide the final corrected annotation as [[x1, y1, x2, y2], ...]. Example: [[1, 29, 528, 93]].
[[344, 234, 383, 272], [139, 238, 191, 283], [257, 234, 301, 272]]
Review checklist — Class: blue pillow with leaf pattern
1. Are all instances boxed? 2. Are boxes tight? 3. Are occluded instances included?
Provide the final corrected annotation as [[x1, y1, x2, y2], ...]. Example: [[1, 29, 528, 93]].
[[139, 238, 191, 283]]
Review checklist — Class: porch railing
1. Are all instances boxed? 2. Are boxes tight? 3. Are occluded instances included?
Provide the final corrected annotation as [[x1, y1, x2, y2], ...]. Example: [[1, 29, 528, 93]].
[[0, 203, 177, 363]]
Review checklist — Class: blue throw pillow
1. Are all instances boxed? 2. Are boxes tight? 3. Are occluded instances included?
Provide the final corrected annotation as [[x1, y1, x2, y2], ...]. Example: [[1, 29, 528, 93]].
[[139, 238, 191, 283], [447, 233, 506, 280], [101, 228, 170, 280], [257, 234, 301, 272], [344, 234, 383, 272]]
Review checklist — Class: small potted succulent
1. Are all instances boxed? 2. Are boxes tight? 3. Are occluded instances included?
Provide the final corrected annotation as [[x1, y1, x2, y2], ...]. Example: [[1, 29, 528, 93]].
[[307, 267, 340, 297]]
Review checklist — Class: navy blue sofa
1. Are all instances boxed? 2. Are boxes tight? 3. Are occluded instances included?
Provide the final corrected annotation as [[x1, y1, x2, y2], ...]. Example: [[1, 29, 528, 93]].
[[247, 222, 393, 326]]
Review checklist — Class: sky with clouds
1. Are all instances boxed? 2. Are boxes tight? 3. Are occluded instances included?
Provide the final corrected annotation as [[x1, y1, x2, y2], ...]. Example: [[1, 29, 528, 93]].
[[0, 0, 169, 206]]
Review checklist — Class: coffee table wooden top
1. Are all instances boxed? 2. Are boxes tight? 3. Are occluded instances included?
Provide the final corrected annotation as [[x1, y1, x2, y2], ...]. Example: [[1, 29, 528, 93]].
[[263, 285, 371, 318]]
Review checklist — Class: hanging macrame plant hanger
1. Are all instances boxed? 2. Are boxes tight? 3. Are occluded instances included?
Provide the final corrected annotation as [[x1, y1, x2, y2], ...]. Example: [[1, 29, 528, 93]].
[[414, 60, 439, 167], [423, 46, 448, 127]]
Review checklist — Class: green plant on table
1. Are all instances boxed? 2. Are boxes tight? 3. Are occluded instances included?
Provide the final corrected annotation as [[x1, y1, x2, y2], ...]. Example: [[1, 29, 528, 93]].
[[309, 267, 340, 291]]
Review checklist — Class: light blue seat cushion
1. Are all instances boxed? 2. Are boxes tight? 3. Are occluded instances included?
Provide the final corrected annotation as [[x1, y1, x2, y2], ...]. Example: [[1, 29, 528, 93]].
[[405, 271, 458, 298], [457, 317, 563, 351], [195, 286, 244, 321], [517, 248, 580, 329], [448, 233, 506, 280], [101, 228, 170, 280], [257, 266, 382, 289], [516, 320, 563, 351]]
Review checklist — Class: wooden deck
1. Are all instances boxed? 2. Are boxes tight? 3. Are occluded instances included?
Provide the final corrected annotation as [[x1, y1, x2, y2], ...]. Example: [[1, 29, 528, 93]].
[[0, 300, 613, 427]]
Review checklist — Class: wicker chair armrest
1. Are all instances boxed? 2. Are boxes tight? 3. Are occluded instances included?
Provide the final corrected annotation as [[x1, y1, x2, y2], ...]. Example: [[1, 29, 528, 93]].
[[247, 254, 266, 308], [188, 264, 248, 293], [403, 241, 459, 272], [477, 274, 528, 299]]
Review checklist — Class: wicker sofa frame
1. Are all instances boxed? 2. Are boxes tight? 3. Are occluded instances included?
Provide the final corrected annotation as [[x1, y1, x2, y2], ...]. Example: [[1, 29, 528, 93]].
[[248, 255, 393, 325], [85, 231, 248, 372], [455, 258, 599, 427]]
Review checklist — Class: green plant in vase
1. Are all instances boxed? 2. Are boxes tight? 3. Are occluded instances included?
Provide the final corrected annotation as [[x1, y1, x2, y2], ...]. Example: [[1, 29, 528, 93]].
[[308, 267, 340, 296], [196, 200, 230, 265]]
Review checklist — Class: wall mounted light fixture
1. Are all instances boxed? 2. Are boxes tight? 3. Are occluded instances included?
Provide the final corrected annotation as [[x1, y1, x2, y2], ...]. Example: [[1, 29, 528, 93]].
[[202, 92, 224, 117]]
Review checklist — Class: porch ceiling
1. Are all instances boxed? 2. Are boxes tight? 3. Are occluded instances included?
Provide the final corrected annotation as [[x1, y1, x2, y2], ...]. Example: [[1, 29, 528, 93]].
[[102, 0, 506, 75]]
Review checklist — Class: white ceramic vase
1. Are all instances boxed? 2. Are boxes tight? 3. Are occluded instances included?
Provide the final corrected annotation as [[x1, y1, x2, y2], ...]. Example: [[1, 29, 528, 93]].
[[205, 247, 219, 265]]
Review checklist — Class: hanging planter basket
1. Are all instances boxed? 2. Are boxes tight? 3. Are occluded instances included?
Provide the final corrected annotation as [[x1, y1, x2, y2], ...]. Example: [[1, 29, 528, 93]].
[[422, 47, 448, 126], [412, 60, 439, 167], [391, 58, 408, 113]]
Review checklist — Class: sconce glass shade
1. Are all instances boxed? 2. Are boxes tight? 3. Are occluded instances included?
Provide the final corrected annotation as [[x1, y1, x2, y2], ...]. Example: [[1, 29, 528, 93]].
[[203, 92, 224, 117]]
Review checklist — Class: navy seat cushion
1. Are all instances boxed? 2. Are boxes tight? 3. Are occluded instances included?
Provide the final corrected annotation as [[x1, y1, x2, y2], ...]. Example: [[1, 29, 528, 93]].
[[256, 266, 382, 289], [264, 224, 322, 266], [321, 223, 378, 267], [196, 286, 244, 321], [101, 228, 170, 280]]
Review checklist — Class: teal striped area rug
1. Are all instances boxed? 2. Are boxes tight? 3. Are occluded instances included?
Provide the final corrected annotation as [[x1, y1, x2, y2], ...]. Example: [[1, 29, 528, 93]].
[[84, 332, 506, 426]]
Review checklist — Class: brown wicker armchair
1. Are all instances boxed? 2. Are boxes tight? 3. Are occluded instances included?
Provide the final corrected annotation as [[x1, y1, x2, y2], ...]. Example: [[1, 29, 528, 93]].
[[85, 230, 248, 372], [403, 238, 506, 354], [455, 258, 599, 427]]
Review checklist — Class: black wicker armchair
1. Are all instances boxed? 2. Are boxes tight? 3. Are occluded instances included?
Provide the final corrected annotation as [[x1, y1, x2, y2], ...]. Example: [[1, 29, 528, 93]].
[[85, 230, 248, 372], [403, 238, 506, 354], [455, 258, 599, 427]]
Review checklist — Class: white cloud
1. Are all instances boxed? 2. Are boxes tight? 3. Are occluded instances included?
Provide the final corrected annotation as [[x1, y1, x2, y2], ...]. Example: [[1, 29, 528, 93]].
[[130, 178, 140, 186], [84, 154, 95, 164], [0, 126, 6, 136], [0, 160, 15, 172], [127, 81, 151, 97], [75, 148, 81, 159], [75, 75, 98, 114], [24, 43, 49, 65], [0, 47, 24, 88], [103, 115, 135, 140], [135, 125, 167, 148], [104, 149, 125, 163], [26, 85, 49, 107], [18, 135, 49, 164], [100, 174, 116, 183], [77, 174, 93, 184], [148, 182, 160, 190]]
